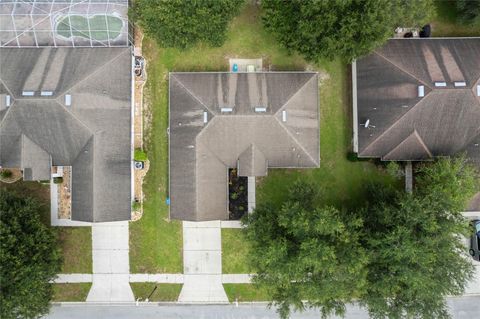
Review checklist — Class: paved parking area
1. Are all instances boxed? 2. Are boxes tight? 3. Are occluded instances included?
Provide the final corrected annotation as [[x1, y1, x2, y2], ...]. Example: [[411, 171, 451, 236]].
[[178, 221, 228, 303], [87, 222, 134, 302]]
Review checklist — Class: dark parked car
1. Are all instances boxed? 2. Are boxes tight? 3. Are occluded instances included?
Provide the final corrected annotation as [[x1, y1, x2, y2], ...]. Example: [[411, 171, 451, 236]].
[[469, 220, 480, 261]]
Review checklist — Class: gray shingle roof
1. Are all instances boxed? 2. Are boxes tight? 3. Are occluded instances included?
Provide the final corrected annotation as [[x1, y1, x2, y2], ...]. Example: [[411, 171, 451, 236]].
[[355, 39, 480, 164], [238, 144, 267, 177], [169, 72, 319, 221], [0, 47, 132, 222]]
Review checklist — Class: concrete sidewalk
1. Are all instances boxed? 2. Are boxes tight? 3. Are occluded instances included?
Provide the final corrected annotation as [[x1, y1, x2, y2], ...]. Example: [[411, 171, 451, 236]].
[[86, 222, 134, 302], [178, 221, 228, 303]]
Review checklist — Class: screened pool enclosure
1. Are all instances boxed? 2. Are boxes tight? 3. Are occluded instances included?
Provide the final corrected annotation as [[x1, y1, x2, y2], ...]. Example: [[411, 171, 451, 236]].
[[0, 0, 129, 47]]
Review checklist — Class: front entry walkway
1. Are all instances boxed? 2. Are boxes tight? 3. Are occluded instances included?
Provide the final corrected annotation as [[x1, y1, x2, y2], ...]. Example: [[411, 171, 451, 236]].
[[86, 221, 134, 302], [178, 221, 228, 303]]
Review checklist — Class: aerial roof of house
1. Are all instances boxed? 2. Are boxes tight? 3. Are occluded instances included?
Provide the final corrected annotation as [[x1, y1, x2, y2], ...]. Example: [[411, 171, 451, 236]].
[[169, 72, 319, 221], [0, 47, 132, 222], [353, 38, 480, 166]]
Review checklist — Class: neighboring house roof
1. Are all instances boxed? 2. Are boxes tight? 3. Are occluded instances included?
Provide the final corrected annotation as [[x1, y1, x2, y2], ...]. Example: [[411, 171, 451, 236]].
[[169, 72, 319, 221], [355, 38, 480, 166], [0, 47, 132, 222]]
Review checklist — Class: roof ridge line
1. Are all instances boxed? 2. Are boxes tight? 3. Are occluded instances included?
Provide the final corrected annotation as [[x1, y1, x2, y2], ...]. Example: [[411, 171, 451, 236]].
[[0, 79, 16, 127], [383, 129, 432, 160], [170, 74, 217, 116], [373, 51, 433, 89], [274, 73, 317, 116], [412, 130, 433, 158], [51, 99, 95, 141], [359, 91, 436, 156], [273, 116, 318, 166], [54, 47, 130, 98]]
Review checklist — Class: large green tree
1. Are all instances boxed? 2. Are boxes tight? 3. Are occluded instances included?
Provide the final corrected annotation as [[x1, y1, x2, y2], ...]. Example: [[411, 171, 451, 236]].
[[0, 191, 61, 319], [245, 157, 477, 318], [359, 156, 478, 319], [132, 0, 244, 48], [457, 0, 480, 26], [261, 0, 434, 62], [243, 181, 368, 319]]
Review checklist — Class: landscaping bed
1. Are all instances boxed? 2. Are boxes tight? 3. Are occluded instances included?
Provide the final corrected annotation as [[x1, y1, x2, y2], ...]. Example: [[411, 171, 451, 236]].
[[228, 168, 248, 220]]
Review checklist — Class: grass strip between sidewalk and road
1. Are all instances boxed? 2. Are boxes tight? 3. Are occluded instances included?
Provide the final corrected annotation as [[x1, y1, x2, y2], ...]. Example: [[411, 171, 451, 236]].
[[52, 283, 92, 302], [223, 284, 270, 302], [130, 283, 183, 302]]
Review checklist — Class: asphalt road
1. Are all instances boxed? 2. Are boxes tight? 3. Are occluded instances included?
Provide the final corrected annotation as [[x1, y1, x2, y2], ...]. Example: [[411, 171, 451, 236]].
[[45, 297, 480, 319]]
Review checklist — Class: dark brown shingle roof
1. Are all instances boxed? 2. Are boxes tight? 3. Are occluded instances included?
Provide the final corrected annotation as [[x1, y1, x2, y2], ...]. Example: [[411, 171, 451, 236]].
[[356, 39, 480, 164]]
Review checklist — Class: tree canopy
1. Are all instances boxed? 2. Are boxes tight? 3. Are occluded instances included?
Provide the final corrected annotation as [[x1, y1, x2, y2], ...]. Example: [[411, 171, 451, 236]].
[[132, 0, 244, 48], [0, 191, 61, 319], [457, 0, 480, 26], [261, 0, 434, 62], [243, 181, 368, 318], [244, 156, 478, 318]]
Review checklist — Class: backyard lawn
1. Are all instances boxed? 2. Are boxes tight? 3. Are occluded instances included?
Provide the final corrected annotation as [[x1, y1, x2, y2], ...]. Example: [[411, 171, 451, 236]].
[[431, 0, 480, 37], [130, 283, 183, 301], [1, 181, 92, 274]]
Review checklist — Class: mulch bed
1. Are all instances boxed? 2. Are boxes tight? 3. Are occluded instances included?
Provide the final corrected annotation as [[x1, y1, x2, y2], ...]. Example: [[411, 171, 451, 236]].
[[228, 168, 248, 220], [0, 168, 23, 184]]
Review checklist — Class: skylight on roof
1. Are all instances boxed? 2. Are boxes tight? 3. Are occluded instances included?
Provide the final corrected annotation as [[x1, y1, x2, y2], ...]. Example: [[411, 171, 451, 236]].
[[477, 85, 480, 97], [65, 94, 72, 106], [221, 107, 233, 113], [5, 95, 10, 107], [282, 110, 287, 122], [40, 91, 53, 96], [255, 107, 267, 112], [22, 91, 34, 96], [418, 85, 425, 97], [454, 82, 466, 87], [203, 111, 208, 123], [434, 82, 446, 87]]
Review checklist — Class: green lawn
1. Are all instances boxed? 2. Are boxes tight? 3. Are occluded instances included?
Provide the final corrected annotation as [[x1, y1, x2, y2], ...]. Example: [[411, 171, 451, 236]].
[[1, 181, 92, 273], [222, 229, 251, 274], [223, 284, 270, 302], [58, 227, 92, 273], [52, 283, 91, 302], [130, 283, 183, 301], [432, 0, 480, 37], [129, 39, 183, 273]]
